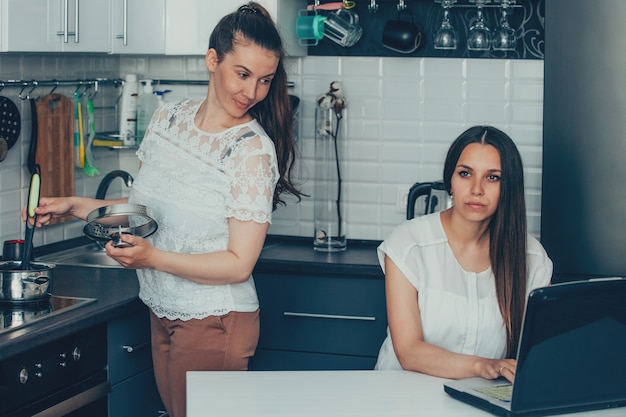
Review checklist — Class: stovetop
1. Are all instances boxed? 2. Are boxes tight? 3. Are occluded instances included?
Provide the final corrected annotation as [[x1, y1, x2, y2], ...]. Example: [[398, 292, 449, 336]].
[[0, 295, 97, 336]]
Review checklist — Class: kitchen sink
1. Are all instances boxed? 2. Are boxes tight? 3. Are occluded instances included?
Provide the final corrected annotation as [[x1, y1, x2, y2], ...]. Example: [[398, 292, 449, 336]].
[[39, 243, 123, 268], [39, 240, 282, 269]]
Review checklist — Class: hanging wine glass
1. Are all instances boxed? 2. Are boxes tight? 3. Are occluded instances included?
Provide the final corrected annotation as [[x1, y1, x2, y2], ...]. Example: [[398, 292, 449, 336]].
[[492, 0, 517, 51], [467, 0, 491, 51], [433, 0, 458, 50]]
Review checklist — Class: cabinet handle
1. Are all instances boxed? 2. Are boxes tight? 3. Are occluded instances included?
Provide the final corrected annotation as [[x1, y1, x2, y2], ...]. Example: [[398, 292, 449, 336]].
[[115, 0, 129, 46], [32, 380, 110, 416], [283, 311, 376, 321], [122, 341, 150, 353], [56, 0, 79, 43], [57, 0, 69, 43], [73, 0, 79, 43]]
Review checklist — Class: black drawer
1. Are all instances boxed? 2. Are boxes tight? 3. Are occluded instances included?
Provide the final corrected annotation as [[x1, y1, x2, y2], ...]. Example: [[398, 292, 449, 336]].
[[108, 367, 164, 417], [254, 273, 387, 358], [107, 307, 152, 385]]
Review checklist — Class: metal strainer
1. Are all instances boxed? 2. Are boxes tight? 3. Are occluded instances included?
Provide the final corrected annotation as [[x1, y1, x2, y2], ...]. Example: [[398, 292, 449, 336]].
[[83, 204, 157, 246]]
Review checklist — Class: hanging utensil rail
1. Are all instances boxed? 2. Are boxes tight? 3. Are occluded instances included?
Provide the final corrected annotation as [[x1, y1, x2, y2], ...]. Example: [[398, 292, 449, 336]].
[[0, 75, 294, 95], [0, 78, 122, 99], [0, 78, 294, 94]]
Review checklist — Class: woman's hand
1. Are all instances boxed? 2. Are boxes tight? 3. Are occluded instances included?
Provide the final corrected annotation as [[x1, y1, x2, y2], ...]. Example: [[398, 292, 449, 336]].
[[23, 197, 75, 227], [105, 234, 157, 270], [476, 358, 517, 383], [22, 196, 128, 227]]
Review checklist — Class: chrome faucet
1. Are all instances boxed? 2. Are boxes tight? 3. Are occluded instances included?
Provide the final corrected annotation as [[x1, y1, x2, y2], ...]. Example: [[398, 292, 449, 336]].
[[96, 170, 134, 199]]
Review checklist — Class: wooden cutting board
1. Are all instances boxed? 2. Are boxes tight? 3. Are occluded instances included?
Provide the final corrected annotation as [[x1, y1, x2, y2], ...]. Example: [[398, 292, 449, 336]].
[[36, 93, 75, 224]]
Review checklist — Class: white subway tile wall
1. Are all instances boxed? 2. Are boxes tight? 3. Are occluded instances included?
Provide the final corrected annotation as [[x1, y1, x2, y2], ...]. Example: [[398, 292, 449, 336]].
[[0, 54, 123, 246], [279, 56, 545, 241], [0, 54, 544, 247]]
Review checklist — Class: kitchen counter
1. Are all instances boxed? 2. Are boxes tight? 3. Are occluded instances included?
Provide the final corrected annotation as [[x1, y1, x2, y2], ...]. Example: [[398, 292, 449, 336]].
[[35, 234, 384, 278], [255, 235, 382, 278], [1, 235, 382, 361], [0, 265, 142, 360], [187, 370, 626, 417]]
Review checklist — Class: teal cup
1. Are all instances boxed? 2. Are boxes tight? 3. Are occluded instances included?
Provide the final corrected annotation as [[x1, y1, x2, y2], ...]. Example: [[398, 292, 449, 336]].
[[296, 11, 325, 46]]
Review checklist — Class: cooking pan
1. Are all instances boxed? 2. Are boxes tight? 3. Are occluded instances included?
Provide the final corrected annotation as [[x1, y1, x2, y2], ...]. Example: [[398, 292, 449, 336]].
[[0, 95, 21, 162], [0, 261, 54, 302]]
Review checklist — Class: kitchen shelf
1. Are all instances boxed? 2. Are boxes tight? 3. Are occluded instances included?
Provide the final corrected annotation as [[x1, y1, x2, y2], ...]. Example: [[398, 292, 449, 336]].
[[93, 131, 139, 150]]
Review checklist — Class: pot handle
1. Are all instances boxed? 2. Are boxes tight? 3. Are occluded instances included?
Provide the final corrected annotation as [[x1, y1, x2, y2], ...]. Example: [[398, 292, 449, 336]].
[[22, 276, 50, 285]]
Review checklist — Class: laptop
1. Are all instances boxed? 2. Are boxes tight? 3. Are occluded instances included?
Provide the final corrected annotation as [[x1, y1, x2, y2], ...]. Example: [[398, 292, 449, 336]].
[[444, 277, 626, 416]]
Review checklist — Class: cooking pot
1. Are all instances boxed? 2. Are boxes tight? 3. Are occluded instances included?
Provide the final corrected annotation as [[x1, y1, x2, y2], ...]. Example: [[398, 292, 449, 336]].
[[406, 180, 453, 220], [0, 260, 54, 302]]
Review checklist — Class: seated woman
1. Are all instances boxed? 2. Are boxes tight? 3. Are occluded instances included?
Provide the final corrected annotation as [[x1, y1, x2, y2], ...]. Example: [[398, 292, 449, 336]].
[[375, 126, 552, 383]]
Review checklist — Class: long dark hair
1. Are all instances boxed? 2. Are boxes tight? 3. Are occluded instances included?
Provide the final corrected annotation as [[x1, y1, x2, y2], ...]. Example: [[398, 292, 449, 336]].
[[209, 2, 302, 209], [443, 126, 527, 358]]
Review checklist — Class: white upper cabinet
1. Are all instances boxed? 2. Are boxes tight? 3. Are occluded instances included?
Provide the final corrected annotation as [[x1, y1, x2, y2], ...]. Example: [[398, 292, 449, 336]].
[[163, 0, 222, 56], [0, 0, 305, 55], [0, 0, 111, 53], [164, 0, 306, 56], [110, 0, 166, 54]]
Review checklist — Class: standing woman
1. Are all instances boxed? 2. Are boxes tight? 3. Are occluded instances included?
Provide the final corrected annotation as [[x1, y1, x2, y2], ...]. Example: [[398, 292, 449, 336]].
[[374, 126, 552, 383], [29, 3, 302, 417]]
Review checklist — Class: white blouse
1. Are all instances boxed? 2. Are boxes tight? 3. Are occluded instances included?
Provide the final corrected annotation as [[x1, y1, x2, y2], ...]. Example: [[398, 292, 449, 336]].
[[129, 98, 278, 321], [374, 212, 553, 370]]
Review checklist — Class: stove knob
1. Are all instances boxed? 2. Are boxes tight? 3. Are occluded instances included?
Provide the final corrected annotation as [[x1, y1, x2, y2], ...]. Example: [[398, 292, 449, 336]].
[[18, 366, 28, 384], [72, 347, 81, 361], [34, 362, 43, 378], [59, 352, 67, 368]]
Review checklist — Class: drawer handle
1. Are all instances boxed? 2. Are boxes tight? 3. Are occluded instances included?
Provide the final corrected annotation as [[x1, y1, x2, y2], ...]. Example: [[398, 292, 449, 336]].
[[283, 312, 376, 321], [122, 341, 150, 353]]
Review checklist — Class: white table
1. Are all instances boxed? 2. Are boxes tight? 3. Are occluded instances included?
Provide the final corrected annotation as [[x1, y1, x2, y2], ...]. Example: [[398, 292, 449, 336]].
[[187, 370, 624, 417]]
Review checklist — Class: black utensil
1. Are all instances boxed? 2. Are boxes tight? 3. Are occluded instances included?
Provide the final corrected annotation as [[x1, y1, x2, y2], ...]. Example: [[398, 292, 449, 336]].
[[0, 95, 22, 163], [27, 97, 38, 174], [0, 137, 7, 162], [0, 95, 21, 149], [21, 164, 41, 270]]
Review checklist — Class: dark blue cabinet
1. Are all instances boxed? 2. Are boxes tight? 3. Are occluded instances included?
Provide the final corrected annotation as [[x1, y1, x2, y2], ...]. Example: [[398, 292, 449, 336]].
[[251, 272, 387, 371], [107, 307, 165, 417]]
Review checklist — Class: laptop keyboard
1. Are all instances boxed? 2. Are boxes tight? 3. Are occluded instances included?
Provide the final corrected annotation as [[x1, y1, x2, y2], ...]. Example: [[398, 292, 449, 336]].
[[475, 384, 513, 402]]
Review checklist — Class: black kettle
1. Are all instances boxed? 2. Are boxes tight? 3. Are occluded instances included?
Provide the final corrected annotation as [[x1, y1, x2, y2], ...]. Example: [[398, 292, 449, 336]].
[[406, 180, 453, 220]]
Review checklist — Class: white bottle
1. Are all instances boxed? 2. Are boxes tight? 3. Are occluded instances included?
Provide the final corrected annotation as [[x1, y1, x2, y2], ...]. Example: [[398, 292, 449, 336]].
[[154, 89, 169, 106], [118, 74, 139, 146], [136, 79, 159, 144]]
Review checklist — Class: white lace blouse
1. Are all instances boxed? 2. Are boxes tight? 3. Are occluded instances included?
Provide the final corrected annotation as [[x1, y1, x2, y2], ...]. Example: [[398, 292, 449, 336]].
[[129, 98, 278, 320], [374, 212, 553, 370]]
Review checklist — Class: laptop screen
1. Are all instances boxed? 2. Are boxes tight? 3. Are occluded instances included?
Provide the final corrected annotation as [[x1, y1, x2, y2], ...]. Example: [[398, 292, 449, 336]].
[[512, 278, 626, 413]]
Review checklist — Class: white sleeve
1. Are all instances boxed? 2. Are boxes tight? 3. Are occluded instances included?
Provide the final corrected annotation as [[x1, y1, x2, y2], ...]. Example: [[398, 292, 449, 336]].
[[526, 235, 554, 293]]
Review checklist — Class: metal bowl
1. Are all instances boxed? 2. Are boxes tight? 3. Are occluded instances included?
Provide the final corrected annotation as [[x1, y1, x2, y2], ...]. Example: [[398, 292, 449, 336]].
[[83, 204, 158, 245]]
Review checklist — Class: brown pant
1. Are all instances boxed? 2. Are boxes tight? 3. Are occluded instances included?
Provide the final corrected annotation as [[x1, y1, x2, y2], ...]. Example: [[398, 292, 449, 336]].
[[149, 309, 260, 417]]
